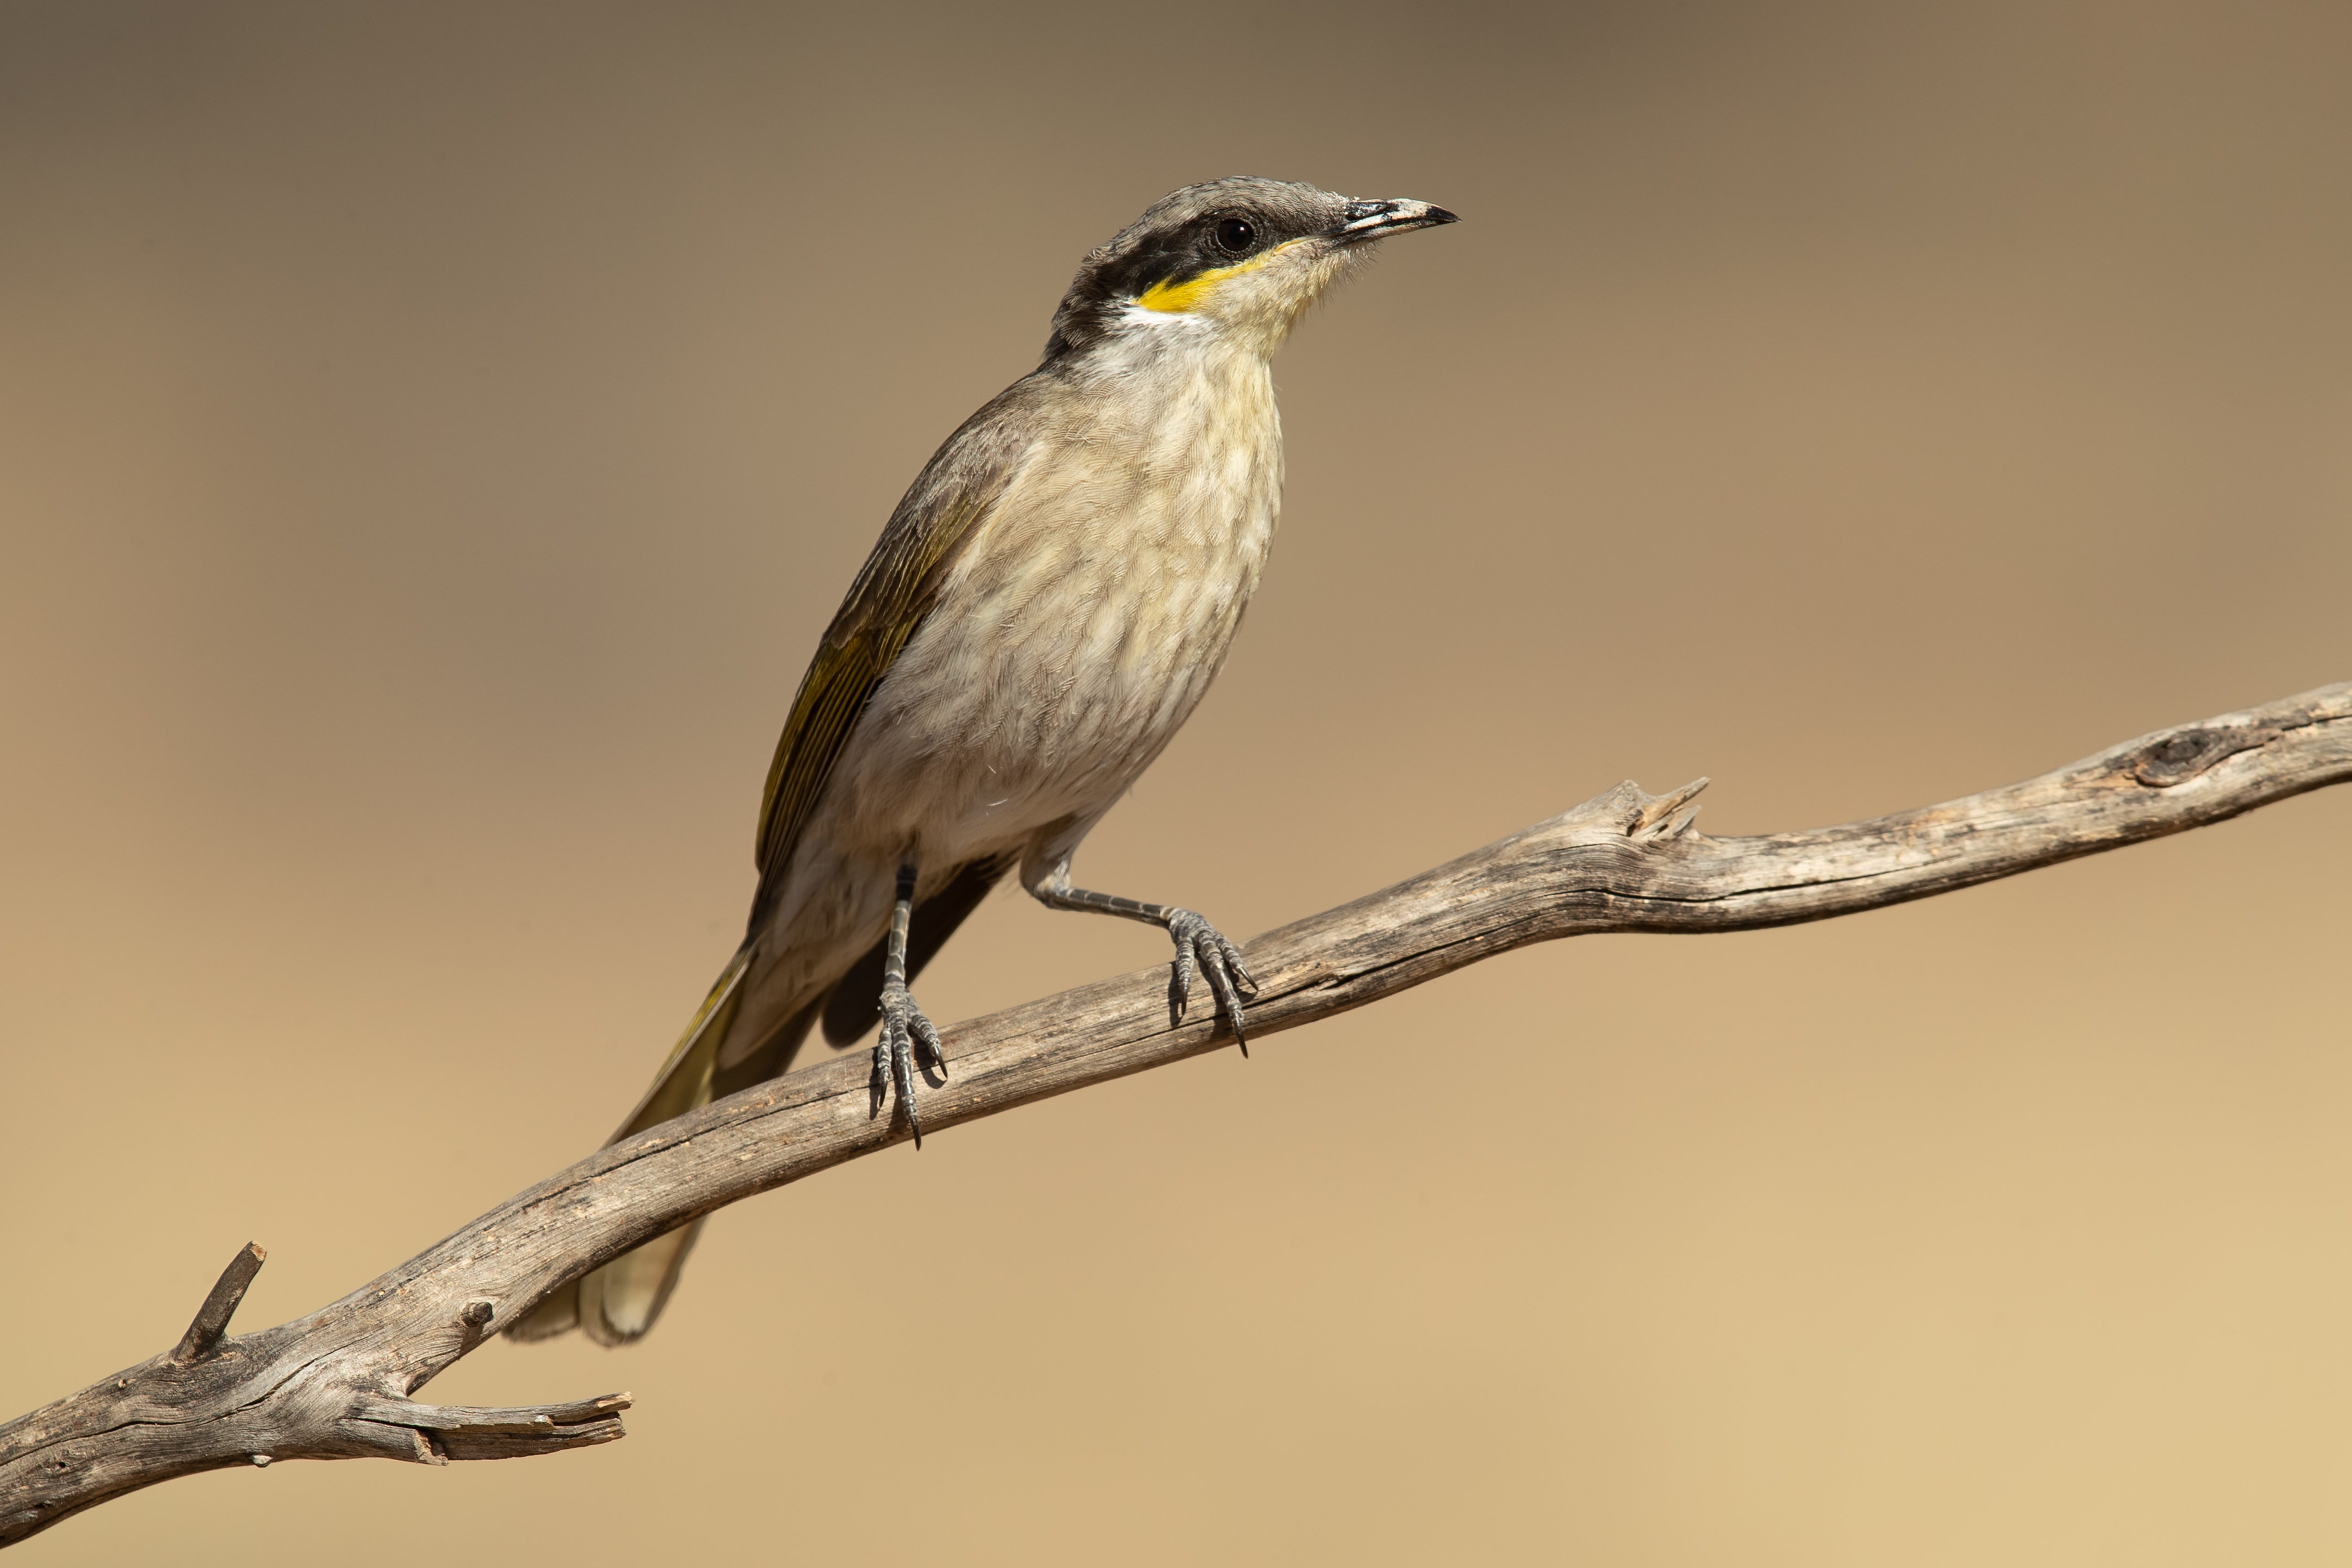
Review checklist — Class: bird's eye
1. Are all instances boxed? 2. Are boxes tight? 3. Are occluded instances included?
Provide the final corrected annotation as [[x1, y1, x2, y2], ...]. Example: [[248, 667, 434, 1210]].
[[1212, 217, 1258, 256]]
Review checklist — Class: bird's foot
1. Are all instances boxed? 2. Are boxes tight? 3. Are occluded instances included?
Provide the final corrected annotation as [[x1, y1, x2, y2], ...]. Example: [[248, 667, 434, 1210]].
[[1163, 908, 1258, 1054], [870, 978, 946, 1147]]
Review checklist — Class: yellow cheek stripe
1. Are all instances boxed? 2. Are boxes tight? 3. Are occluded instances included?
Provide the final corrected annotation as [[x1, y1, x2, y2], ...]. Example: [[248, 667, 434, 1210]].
[[1135, 239, 1304, 313]]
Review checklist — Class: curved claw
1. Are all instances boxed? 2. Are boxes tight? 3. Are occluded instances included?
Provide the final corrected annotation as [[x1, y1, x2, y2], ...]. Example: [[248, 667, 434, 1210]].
[[1164, 909, 1255, 1055], [872, 979, 944, 1148]]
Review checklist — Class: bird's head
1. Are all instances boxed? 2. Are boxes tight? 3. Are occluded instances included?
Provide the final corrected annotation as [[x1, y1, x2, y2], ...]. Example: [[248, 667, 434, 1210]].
[[1045, 177, 1457, 362]]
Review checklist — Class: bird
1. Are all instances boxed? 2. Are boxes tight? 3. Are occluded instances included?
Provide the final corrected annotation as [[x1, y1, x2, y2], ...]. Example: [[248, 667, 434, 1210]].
[[512, 176, 1458, 1346]]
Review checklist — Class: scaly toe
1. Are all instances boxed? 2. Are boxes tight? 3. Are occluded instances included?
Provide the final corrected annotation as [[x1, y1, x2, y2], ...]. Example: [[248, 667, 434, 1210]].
[[912, 1012, 948, 1079], [1164, 909, 1251, 1053], [1200, 945, 1250, 1055], [877, 982, 933, 1146], [1220, 937, 1258, 997]]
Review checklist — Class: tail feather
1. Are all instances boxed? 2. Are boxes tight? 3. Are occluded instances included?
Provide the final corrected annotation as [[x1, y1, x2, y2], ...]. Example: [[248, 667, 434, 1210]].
[[608, 945, 754, 1142], [577, 1222, 704, 1345], [510, 949, 763, 1346], [511, 856, 1006, 1347]]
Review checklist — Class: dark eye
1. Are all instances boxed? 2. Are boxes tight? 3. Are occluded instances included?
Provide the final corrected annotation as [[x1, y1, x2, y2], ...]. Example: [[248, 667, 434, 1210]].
[[1212, 216, 1258, 256]]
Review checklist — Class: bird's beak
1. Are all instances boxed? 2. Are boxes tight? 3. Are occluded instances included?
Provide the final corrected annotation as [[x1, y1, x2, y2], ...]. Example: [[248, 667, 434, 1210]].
[[1330, 198, 1460, 244]]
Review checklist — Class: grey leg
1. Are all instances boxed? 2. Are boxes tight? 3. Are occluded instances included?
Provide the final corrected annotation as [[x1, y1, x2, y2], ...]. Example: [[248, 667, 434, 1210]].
[[873, 861, 947, 1147], [1031, 880, 1258, 1054]]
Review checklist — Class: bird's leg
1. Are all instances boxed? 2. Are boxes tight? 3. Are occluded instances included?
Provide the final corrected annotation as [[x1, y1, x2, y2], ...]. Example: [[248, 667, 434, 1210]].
[[1030, 879, 1258, 1054], [873, 861, 947, 1147]]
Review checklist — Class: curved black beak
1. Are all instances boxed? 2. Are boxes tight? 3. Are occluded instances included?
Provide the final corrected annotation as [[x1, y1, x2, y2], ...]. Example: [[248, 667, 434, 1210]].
[[1330, 198, 1461, 245]]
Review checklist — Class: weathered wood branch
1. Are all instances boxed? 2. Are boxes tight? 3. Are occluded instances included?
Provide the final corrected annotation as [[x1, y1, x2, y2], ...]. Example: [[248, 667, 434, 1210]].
[[170, 1243, 267, 1367], [5, 683, 2347, 1546]]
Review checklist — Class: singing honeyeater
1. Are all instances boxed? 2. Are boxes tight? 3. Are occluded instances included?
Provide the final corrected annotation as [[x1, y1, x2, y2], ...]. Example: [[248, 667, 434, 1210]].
[[514, 177, 1457, 1345]]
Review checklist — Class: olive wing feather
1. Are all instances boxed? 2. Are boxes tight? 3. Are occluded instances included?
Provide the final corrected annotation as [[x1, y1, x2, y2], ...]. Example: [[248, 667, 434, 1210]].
[[516, 388, 1042, 1346], [749, 383, 1037, 904]]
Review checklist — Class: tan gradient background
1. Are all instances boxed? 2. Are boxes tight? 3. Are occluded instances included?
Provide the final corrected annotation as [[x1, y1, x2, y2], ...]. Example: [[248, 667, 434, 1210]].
[[4, 2, 2349, 1561]]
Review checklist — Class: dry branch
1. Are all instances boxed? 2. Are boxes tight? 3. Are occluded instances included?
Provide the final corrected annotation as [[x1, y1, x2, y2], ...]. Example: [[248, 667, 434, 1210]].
[[4, 683, 2347, 1546]]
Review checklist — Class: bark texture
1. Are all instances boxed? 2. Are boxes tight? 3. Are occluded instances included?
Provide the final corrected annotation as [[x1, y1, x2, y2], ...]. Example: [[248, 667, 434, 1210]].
[[4, 683, 2345, 1547]]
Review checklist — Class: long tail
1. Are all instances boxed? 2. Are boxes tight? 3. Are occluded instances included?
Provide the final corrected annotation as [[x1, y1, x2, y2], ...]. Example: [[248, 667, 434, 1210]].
[[507, 948, 818, 1346], [508, 853, 1013, 1346]]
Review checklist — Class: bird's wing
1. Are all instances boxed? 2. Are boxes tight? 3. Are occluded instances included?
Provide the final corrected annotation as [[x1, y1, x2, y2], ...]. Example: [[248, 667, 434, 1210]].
[[516, 382, 1051, 1348], [749, 382, 1039, 907]]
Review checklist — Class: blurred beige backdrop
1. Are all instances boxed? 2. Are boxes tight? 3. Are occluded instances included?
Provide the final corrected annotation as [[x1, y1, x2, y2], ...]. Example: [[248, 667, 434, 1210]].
[[3, 2, 2348, 1562]]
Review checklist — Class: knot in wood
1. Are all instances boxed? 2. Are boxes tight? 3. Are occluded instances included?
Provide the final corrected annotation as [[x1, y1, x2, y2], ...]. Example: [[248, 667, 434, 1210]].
[[2130, 726, 2279, 788]]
